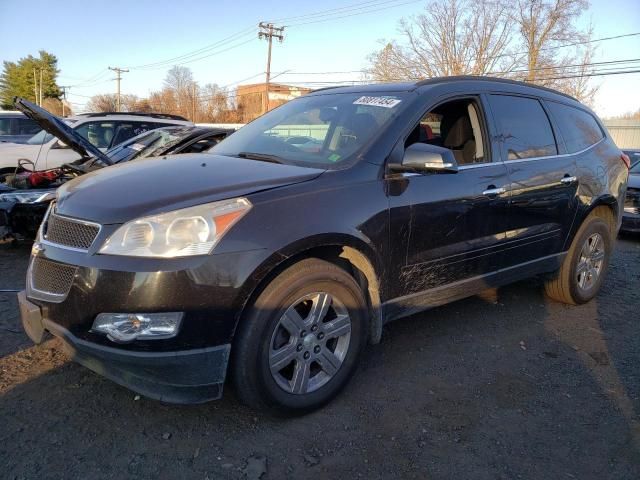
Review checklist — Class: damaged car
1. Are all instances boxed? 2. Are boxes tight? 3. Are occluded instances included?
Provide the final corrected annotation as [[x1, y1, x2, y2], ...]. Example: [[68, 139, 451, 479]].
[[18, 77, 628, 413], [0, 107, 192, 176], [0, 98, 233, 241]]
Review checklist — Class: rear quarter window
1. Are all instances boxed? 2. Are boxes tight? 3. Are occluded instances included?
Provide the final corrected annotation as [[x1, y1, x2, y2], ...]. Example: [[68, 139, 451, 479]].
[[545, 102, 604, 153]]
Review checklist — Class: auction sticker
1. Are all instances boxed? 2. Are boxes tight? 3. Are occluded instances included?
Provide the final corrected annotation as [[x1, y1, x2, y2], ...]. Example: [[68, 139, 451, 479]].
[[353, 96, 402, 108]]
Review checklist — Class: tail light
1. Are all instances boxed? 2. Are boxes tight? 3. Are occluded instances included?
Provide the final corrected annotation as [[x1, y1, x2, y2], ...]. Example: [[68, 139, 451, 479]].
[[621, 153, 631, 169]]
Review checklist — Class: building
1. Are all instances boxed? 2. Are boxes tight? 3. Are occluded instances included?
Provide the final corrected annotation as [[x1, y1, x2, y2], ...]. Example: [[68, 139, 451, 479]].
[[603, 119, 640, 149], [236, 83, 312, 122]]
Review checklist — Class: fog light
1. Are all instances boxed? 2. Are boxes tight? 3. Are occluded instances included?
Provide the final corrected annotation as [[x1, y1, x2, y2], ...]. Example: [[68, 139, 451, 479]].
[[92, 312, 183, 343]]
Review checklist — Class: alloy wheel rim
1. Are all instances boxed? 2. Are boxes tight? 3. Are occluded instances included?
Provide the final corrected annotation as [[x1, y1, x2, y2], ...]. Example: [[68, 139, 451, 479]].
[[576, 233, 605, 291], [269, 292, 351, 395]]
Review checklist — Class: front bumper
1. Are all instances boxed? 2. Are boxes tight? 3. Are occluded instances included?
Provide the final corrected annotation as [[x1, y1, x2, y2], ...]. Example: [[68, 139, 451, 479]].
[[19, 291, 231, 403]]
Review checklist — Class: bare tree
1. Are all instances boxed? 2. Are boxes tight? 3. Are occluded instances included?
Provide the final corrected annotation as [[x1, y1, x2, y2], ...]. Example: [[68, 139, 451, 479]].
[[367, 0, 598, 104], [162, 66, 198, 120], [368, 0, 514, 81], [42, 97, 71, 116], [607, 108, 640, 120], [86, 93, 145, 112], [87, 94, 118, 112], [554, 39, 599, 105], [148, 89, 178, 115], [513, 0, 589, 82], [511, 0, 598, 104], [199, 83, 230, 121]]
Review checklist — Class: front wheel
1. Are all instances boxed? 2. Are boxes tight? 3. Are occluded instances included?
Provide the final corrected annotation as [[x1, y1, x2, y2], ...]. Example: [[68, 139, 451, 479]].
[[231, 258, 368, 414], [545, 212, 613, 305]]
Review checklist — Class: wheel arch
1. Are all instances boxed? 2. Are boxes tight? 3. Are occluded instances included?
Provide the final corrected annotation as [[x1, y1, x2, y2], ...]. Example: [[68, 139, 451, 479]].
[[583, 196, 618, 235], [567, 195, 618, 249], [234, 234, 385, 346]]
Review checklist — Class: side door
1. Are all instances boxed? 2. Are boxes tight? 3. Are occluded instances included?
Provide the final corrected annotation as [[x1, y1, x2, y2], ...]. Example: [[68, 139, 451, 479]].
[[486, 94, 579, 266], [387, 95, 510, 303]]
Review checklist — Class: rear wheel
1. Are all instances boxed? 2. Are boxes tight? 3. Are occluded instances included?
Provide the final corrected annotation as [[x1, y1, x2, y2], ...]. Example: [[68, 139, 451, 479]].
[[544, 211, 613, 305], [231, 258, 368, 414]]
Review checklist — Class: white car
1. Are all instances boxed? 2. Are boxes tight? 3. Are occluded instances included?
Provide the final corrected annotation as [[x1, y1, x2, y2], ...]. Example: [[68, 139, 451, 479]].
[[0, 111, 192, 175]]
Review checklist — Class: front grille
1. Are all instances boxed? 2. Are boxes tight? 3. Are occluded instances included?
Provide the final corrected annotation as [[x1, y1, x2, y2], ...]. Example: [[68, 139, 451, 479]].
[[44, 209, 100, 250], [30, 257, 77, 297]]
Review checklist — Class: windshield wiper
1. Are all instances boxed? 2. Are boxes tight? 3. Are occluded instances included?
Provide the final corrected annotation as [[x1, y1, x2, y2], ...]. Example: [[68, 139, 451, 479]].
[[237, 152, 284, 164]]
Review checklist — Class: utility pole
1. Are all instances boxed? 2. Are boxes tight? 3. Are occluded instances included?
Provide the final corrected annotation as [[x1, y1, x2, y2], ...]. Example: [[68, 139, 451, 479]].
[[33, 68, 38, 105], [108, 66, 129, 112], [39, 69, 43, 106], [60, 86, 70, 116], [258, 22, 284, 115]]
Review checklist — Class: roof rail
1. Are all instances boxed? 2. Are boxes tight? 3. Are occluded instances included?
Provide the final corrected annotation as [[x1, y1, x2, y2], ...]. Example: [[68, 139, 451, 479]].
[[415, 75, 578, 101], [311, 86, 342, 93], [74, 112, 190, 121]]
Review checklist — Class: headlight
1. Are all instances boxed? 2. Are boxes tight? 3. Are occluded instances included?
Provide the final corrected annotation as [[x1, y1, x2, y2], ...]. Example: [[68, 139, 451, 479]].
[[99, 197, 252, 258], [0, 190, 56, 204]]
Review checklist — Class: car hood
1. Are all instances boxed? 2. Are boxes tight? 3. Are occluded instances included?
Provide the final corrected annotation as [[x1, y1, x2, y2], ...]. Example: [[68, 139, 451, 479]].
[[56, 153, 325, 224], [14, 97, 112, 165]]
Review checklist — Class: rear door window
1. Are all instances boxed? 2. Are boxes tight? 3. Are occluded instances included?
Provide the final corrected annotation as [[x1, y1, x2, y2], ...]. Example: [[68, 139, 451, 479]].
[[488, 95, 558, 160], [545, 102, 604, 153]]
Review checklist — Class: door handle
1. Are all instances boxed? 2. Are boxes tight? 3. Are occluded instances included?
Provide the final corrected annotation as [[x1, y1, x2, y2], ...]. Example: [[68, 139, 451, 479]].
[[482, 186, 507, 196], [560, 176, 577, 185]]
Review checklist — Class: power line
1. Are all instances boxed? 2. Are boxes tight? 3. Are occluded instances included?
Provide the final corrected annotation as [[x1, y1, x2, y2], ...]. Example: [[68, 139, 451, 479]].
[[269, 0, 417, 23], [127, 27, 256, 70], [221, 72, 265, 89], [280, 67, 640, 85], [68, 69, 111, 88], [132, 37, 258, 71], [285, 0, 424, 27]]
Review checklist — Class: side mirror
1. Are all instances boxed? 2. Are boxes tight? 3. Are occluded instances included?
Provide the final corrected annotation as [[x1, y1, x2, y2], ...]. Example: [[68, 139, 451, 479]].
[[53, 139, 69, 149], [389, 143, 458, 174]]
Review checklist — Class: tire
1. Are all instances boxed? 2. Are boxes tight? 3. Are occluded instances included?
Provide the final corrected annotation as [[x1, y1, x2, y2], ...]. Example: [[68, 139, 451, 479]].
[[231, 258, 368, 414], [544, 211, 613, 305]]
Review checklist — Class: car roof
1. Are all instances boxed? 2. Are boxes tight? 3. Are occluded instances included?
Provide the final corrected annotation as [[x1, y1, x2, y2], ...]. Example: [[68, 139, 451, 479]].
[[309, 76, 578, 103], [67, 113, 192, 123], [0, 111, 28, 116], [72, 111, 190, 121]]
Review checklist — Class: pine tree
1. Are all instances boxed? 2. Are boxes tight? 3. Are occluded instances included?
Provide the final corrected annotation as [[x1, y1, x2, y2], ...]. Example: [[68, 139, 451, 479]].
[[0, 50, 61, 109]]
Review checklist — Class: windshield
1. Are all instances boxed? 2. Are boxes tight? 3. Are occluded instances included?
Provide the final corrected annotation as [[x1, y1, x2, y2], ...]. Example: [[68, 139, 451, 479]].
[[631, 161, 640, 174], [211, 92, 408, 168], [106, 127, 188, 163]]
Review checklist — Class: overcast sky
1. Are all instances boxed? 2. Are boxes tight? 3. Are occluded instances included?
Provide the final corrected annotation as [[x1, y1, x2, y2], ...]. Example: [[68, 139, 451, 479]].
[[1, 0, 638, 117]]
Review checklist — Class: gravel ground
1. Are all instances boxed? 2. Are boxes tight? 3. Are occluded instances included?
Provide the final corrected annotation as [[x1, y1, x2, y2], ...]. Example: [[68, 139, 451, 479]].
[[0, 236, 639, 479]]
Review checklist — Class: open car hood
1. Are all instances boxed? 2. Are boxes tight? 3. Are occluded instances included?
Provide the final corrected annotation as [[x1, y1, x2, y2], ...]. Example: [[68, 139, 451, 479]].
[[14, 97, 112, 166]]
